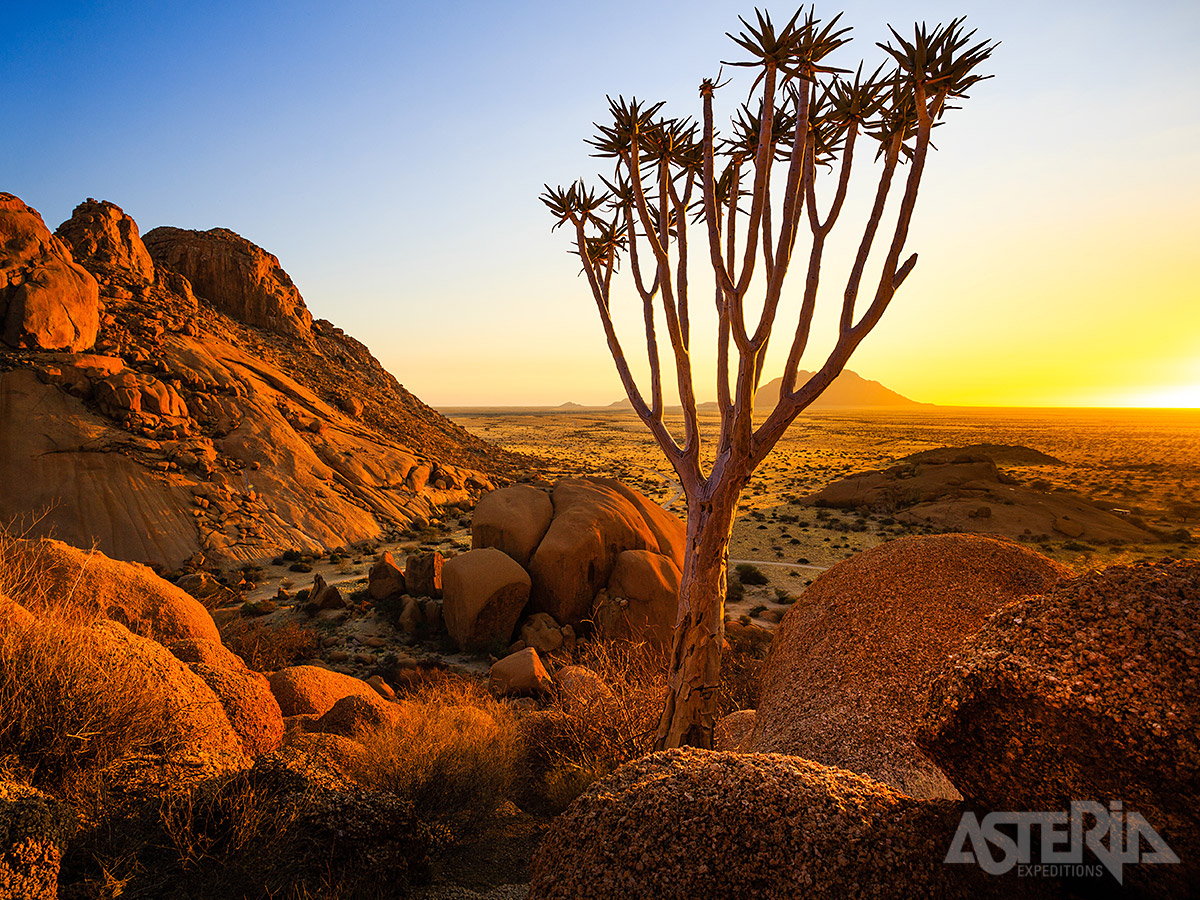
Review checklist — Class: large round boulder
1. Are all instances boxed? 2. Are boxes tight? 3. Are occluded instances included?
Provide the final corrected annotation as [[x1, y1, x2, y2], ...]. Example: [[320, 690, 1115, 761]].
[[0, 192, 99, 352], [751, 534, 1070, 798], [308, 693, 411, 738], [528, 477, 684, 628], [142, 225, 313, 339], [471, 483, 554, 568], [442, 547, 531, 651], [592, 549, 681, 648], [528, 749, 1031, 900], [922, 559, 1200, 898], [268, 665, 382, 717], [4, 538, 220, 644], [55, 198, 155, 284]]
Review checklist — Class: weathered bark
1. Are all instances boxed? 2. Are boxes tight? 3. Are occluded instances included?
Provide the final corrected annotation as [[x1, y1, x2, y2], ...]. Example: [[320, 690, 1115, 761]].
[[654, 486, 740, 749]]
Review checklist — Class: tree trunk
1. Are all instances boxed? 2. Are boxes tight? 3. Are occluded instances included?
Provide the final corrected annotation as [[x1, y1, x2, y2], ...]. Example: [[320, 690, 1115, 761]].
[[654, 488, 739, 750]]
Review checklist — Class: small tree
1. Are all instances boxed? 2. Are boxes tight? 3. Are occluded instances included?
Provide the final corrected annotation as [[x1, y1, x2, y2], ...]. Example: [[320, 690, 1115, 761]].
[[542, 7, 995, 749]]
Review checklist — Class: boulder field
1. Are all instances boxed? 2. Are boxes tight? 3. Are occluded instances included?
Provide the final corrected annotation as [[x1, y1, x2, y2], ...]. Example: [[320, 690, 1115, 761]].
[[0, 192, 520, 569], [0, 535, 421, 771]]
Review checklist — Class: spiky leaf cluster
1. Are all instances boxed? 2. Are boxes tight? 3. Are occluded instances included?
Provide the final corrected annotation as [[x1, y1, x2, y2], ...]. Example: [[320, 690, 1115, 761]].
[[545, 8, 995, 267], [724, 6, 852, 88], [879, 18, 997, 101]]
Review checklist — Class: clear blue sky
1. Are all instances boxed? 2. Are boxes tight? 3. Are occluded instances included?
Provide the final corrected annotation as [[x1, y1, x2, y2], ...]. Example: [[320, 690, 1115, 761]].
[[4, 1, 1198, 407]]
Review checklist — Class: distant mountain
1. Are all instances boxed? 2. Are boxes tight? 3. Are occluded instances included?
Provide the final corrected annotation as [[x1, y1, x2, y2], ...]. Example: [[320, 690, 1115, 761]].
[[753, 370, 923, 408], [558, 401, 585, 409], [608, 370, 922, 411]]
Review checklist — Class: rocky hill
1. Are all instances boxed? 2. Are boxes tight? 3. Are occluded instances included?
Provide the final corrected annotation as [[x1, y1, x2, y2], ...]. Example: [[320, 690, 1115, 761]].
[[806, 445, 1159, 545], [0, 192, 522, 569]]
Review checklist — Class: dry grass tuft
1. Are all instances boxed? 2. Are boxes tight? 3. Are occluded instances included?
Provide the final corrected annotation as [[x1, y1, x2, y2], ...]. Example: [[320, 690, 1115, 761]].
[[517, 640, 666, 814], [0, 527, 181, 789], [0, 613, 181, 789], [349, 679, 520, 833], [218, 617, 318, 672], [516, 633, 767, 813], [0, 521, 67, 616]]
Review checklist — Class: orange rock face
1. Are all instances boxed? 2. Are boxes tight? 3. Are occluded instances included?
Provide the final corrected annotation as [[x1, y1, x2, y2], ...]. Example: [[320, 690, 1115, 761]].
[[594, 548, 682, 648], [142, 225, 313, 339], [56, 198, 155, 284], [471, 483, 554, 568], [6, 537, 221, 644], [0, 193, 99, 352], [0, 191, 514, 570], [269, 665, 381, 717], [442, 548, 532, 651]]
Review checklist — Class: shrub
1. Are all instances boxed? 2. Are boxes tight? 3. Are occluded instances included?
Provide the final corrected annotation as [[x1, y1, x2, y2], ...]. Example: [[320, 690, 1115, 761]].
[[735, 563, 769, 585], [727, 577, 745, 602], [517, 640, 666, 814], [219, 618, 318, 672], [349, 680, 519, 834], [0, 527, 183, 787]]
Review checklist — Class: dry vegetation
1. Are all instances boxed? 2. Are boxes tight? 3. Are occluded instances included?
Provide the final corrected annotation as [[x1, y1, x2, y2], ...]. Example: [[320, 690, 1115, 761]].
[[0, 530, 180, 792], [219, 617, 319, 671], [350, 678, 520, 831]]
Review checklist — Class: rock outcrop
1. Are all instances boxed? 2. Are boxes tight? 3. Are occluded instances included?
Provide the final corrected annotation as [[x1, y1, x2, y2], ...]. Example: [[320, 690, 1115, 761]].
[[751, 535, 1070, 797], [488, 647, 553, 696], [0, 191, 519, 569], [808, 448, 1158, 545], [528, 750, 1030, 900], [368, 551, 405, 600], [5, 538, 220, 643], [56, 198, 155, 285], [0, 193, 99, 352], [309, 693, 409, 738], [526, 478, 685, 628], [268, 665, 383, 717], [142, 226, 313, 339], [169, 637, 284, 756], [922, 559, 1200, 897], [88, 620, 248, 770], [0, 780, 74, 900], [592, 548, 681, 647], [404, 551, 444, 599]]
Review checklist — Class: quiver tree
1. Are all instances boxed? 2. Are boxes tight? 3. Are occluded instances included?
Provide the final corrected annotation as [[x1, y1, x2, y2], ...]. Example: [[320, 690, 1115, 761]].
[[542, 7, 995, 749]]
